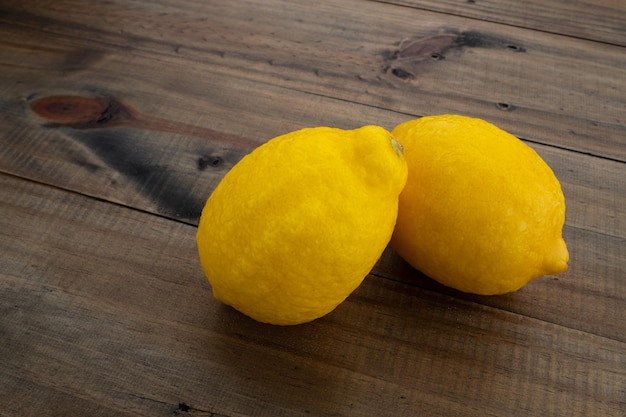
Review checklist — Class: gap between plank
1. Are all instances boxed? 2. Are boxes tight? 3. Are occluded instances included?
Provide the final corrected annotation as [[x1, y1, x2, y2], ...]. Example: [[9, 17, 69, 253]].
[[287, 87, 626, 164], [3, 170, 624, 345], [0, 170, 198, 228], [3, 8, 624, 162]]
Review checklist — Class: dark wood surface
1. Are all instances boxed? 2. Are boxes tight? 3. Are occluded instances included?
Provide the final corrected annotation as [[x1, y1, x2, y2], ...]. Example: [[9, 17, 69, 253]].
[[1, 1, 624, 416]]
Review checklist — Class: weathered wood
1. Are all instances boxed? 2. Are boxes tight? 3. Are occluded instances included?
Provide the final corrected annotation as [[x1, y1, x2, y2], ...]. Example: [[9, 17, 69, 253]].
[[0, 0, 624, 161], [0, 46, 408, 222], [1, 1, 625, 416], [376, 0, 626, 46], [1, 174, 624, 417], [5, 94, 626, 343], [375, 222, 626, 342], [0, 9, 624, 346], [1, 28, 624, 226]]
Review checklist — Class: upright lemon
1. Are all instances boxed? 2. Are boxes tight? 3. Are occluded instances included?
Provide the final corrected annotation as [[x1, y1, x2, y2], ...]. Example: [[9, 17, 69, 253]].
[[391, 115, 568, 295], [197, 126, 407, 325]]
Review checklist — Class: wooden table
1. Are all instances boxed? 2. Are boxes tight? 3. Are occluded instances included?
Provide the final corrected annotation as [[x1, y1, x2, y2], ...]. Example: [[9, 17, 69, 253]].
[[1, 1, 624, 416]]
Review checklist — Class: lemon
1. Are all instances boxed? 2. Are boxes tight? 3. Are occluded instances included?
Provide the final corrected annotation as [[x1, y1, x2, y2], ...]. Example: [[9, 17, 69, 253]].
[[391, 115, 568, 295], [197, 126, 407, 325]]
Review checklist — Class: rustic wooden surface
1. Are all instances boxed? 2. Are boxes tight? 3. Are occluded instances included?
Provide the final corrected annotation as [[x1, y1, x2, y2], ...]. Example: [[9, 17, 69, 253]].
[[1, 1, 624, 416]]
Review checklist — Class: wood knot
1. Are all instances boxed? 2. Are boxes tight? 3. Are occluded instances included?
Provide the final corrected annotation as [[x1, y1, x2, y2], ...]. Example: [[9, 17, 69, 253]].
[[396, 34, 457, 61], [385, 34, 457, 80], [197, 155, 223, 170], [30, 95, 137, 129], [384, 30, 526, 81]]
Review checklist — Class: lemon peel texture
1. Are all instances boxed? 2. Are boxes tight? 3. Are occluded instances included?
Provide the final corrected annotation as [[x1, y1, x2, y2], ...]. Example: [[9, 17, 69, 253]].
[[197, 125, 407, 324], [391, 115, 568, 295]]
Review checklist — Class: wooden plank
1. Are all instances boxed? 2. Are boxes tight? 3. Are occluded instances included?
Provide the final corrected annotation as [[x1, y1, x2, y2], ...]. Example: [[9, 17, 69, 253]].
[[0, 0, 624, 161], [1, 173, 624, 417], [0, 18, 624, 345], [6, 93, 626, 341], [0, 22, 413, 221], [1, 14, 624, 345], [2, 2, 624, 416], [1, 28, 625, 229], [374, 0, 626, 46], [374, 223, 626, 342]]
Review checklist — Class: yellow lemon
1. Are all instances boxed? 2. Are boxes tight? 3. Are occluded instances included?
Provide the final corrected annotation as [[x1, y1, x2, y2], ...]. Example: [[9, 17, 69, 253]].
[[197, 126, 407, 325], [391, 115, 568, 295]]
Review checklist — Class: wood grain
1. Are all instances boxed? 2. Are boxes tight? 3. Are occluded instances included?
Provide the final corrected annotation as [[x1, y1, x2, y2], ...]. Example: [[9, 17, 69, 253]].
[[0, 3, 624, 341], [1, 0, 624, 161], [376, 0, 626, 46], [2, 174, 624, 417], [1, 0, 625, 416], [1, 27, 625, 224]]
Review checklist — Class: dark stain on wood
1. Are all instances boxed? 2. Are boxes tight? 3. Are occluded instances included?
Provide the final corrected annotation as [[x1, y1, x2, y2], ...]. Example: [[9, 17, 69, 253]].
[[175, 402, 216, 416], [63, 128, 212, 221], [30, 95, 257, 221], [390, 67, 415, 80], [30, 95, 259, 150], [197, 155, 224, 170], [395, 34, 459, 61], [385, 30, 526, 80]]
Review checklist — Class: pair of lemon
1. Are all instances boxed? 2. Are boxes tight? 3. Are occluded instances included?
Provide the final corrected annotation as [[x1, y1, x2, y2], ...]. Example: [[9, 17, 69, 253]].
[[196, 115, 569, 325]]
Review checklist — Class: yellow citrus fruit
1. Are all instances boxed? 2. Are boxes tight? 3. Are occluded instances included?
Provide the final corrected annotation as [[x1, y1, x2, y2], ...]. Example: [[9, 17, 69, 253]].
[[197, 126, 407, 325], [391, 115, 569, 295]]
